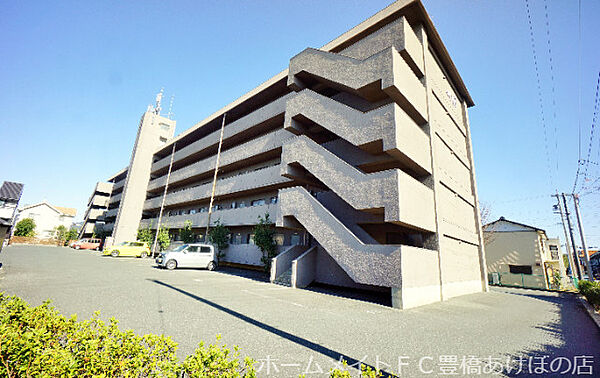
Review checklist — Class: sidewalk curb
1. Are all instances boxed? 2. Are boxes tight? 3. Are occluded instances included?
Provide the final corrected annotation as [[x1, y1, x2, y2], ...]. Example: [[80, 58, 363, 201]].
[[578, 295, 600, 330]]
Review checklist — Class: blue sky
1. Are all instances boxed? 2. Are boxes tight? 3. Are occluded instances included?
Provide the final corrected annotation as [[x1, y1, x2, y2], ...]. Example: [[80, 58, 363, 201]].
[[1, 0, 599, 248]]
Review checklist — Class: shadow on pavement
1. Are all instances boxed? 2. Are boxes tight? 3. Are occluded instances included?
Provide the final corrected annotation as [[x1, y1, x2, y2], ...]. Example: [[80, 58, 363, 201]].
[[148, 279, 396, 377], [213, 266, 270, 283], [306, 283, 391, 307], [497, 288, 600, 377]]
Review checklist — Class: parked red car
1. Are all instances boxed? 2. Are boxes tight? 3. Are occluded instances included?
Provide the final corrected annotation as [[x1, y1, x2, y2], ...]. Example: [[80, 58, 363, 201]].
[[71, 238, 102, 250]]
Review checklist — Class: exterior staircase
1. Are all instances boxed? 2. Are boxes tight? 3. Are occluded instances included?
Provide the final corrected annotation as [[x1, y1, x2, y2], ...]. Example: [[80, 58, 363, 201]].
[[288, 47, 427, 124], [281, 135, 435, 231], [273, 268, 293, 287]]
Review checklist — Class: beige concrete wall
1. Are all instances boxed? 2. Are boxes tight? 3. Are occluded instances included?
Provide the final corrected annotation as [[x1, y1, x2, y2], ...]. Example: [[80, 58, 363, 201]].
[[112, 112, 175, 244], [419, 24, 485, 301], [485, 231, 547, 289], [292, 246, 318, 288]]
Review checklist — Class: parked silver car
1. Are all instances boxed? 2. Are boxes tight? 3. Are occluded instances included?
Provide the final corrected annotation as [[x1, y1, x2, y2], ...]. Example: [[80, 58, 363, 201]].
[[155, 243, 217, 271]]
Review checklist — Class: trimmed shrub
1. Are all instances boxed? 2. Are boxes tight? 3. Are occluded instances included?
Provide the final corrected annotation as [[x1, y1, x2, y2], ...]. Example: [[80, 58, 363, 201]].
[[579, 280, 600, 309], [0, 293, 383, 377], [0, 294, 255, 377]]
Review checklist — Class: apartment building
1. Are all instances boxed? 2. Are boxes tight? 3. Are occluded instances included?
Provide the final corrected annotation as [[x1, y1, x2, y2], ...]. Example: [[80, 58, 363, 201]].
[[79, 182, 113, 238], [484, 217, 568, 290], [91, 0, 486, 308], [0, 181, 24, 251]]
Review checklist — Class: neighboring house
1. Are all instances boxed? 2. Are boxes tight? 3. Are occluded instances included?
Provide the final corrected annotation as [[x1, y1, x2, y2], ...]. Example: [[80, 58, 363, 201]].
[[88, 0, 488, 309], [484, 217, 568, 290], [14, 202, 76, 239], [0, 182, 25, 251]]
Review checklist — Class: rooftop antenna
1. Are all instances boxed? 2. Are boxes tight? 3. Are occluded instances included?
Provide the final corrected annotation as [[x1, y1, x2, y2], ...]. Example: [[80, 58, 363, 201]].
[[154, 88, 164, 115], [167, 95, 175, 119]]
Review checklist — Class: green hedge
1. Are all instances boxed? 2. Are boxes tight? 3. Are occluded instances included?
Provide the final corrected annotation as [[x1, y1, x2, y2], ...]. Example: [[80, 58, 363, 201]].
[[579, 280, 600, 309], [0, 293, 255, 377], [0, 294, 380, 377]]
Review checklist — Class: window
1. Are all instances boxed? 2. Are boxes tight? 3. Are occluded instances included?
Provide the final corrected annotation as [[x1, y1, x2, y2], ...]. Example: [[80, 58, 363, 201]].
[[159, 123, 170, 131], [232, 233, 242, 245], [200, 246, 211, 253], [238, 202, 246, 208], [199, 207, 207, 213], [251, 199, 265, 206], [274, 234, 284, 246], [509, 265, 532, 275], [290, 233, 301, 246], [159, 137, 167, 145], [247, 234, 254, 245], [231, 202, 237, 209], [187, 246, 200, 253], [270, 196, 278, 204], [190, 209, 197, 214]]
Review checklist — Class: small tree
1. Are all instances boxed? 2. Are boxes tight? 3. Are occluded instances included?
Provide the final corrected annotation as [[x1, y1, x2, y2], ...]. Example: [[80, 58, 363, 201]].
[[137, 223, 154, 245], [254, 213, 277, 272], [65, 228, 79, 242], [157, 226, 171, 251], [208, 219, 229, 261], [180, 220, 195, 243], [14, 218, 36, 237], [53, 225, 68, 245]]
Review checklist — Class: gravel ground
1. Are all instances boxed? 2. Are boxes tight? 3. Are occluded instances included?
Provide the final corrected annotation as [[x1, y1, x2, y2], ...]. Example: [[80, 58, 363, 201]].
[[1, 245, 599, 377]]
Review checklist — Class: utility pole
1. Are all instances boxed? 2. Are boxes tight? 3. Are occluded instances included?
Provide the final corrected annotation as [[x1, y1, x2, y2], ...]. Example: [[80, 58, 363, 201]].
[[562, 193, 582, 280], [553, 194, 577, 280], [572, 193, 594, 281], [152, 142, 176, 257], [205, 113, 227, 242]]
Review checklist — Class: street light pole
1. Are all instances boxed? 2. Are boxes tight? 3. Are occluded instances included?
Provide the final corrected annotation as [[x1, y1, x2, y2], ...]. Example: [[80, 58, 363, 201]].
[[205, 113, 227, 242], [553, 194, 577, 280], [572, 193, 594, 281], [562, 193, 583, 280], [152, 142, 176, 257]]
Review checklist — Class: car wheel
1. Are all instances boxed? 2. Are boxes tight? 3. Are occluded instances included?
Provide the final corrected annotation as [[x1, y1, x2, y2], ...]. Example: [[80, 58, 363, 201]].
[[140, 251, 148, 258], [207, 261, 217, 271], [165, 260, 177, 270], [111, 250, 119, 257], [75, 245, 80, 250]]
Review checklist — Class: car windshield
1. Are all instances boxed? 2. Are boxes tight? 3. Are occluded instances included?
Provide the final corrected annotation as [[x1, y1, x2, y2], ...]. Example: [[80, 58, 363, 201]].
[[168, 244, 188, 252], [116, 242, 128, 246]]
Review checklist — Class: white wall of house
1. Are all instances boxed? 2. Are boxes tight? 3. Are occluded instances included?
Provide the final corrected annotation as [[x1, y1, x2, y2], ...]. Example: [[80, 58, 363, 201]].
[[15, 203, 75, 239]]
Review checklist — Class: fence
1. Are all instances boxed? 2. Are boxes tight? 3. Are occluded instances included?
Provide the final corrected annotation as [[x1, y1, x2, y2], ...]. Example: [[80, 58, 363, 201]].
[[9, 236, 63, 246], [488, 272, 562, 290]]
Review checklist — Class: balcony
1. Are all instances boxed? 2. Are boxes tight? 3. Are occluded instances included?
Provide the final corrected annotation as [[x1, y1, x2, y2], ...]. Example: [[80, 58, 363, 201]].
[[144, 165, 291, 211], [151, 93, 294, 174], [140, 203, 278, 230], [148, 129, 295, 192]]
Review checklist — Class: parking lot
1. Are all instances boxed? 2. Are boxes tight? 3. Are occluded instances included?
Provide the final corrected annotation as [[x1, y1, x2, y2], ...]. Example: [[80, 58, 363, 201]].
[[1, 244, 599, 376]]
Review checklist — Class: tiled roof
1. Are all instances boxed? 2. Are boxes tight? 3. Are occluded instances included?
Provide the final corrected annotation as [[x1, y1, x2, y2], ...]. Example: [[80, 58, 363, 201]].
[[54, 206, 77, 217], [0, 182, 24, 202]]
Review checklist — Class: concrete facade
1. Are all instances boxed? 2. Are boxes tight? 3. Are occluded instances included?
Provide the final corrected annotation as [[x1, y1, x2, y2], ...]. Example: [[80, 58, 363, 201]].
[[79, 181, 113, 238], [88, 0, 486, 308], [0, 182, 24, 251], [484, 217, 568, 290], [111, 109, 175, 244]]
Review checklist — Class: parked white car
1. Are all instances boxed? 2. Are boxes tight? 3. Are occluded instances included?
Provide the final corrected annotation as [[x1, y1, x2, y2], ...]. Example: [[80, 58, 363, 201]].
[[155, 243, 217, 271]]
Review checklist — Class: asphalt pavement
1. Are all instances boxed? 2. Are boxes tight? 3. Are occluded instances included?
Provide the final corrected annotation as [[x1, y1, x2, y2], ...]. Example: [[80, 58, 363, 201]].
[[1, 245, 599, 377]]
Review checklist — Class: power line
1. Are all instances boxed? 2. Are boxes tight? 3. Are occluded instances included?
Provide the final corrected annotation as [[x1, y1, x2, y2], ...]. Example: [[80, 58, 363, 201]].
[[525, 0, 555, 189], [579, 72, 600, 193], [543, 0, 560, 176]]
